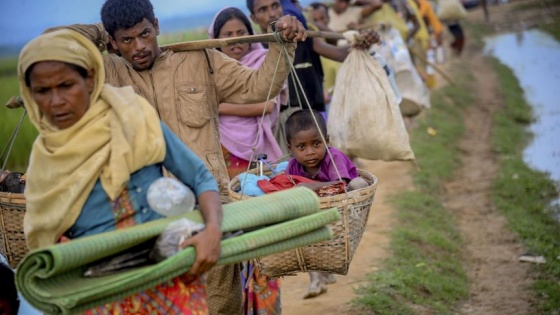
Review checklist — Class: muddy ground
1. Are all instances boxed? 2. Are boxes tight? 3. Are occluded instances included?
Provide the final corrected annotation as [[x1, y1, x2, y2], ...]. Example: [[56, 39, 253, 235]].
[[280, 1, 555, 313]]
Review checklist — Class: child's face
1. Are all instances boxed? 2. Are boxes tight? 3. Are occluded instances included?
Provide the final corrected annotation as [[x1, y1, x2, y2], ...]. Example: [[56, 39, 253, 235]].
[[288, 128, 329, 173]]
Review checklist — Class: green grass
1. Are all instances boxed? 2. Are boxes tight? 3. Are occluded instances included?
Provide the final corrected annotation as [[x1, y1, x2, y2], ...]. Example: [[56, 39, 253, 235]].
[[541, 19, 560, 42], [513, 0, 560, 12], [353, 67, 472, 314], [158, 28, 209, 46], [0, 70, 37, 172], [0, 56, 18, 77], [352, 14, 560, 313], [490, 58, 560, 314]]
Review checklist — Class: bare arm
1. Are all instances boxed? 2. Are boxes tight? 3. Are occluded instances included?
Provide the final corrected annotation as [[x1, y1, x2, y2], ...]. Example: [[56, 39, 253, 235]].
[[312, 37, 349, 62], [312, 29, 381, 61], [406, 11, 421, 43], [359, 0, 383, 18], [219, 101, 275, 117]]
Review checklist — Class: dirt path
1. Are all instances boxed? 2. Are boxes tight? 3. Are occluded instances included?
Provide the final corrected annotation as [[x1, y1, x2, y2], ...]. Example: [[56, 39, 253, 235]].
[[281, 160, 415, 314], [279, 2, 547, 313], [444, 37, 534, 315]]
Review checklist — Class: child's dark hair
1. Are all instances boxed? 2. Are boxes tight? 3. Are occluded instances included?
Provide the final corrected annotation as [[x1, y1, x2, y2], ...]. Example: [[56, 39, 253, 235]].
[[213, 7, 255, 40], [101, 0, 156, 38], [0, 263, 19, 315], [285, 109, 327, 144]]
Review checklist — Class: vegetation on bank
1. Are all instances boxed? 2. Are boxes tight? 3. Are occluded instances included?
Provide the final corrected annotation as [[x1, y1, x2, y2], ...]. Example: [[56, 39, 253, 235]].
[[0, 69, 36, 172], [354, 14, 560, 314], [353, 64, 472, 313], [490, 58, 560, 314]]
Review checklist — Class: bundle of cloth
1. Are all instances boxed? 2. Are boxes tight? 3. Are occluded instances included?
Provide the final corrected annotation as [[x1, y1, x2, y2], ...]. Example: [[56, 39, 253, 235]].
[[16, 187, 337, 315]]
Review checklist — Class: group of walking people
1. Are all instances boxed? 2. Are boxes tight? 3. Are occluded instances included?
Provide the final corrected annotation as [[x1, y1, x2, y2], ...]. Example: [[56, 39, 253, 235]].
[[1, 0, 384, 314]]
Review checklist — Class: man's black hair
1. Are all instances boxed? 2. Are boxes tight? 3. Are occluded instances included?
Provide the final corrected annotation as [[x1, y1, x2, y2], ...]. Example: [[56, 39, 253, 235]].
[[213, 7, 255, 40], [310, 2, 329, 13], [285, 109, 328, 144], [0, 263, 19, 315], [246, 0, 256, 14], [101, 0, 156, 37]]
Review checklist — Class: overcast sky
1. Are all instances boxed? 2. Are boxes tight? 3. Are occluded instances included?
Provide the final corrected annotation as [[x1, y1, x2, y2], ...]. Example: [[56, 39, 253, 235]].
[[0, 0, 258, 45]]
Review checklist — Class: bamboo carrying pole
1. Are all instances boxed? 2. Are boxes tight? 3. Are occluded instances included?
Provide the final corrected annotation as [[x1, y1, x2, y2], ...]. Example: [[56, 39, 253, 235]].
[[161, 30, 346, 51], [5, 30, 454, 108]]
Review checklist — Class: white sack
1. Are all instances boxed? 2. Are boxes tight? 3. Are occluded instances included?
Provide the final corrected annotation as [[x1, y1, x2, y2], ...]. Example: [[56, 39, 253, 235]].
[[437, 0, 467, 22], [328, 31, 415, 162]]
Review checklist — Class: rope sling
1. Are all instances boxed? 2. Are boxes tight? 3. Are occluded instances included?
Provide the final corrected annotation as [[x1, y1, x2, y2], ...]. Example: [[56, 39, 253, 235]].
[[228, 31, 378, 277]]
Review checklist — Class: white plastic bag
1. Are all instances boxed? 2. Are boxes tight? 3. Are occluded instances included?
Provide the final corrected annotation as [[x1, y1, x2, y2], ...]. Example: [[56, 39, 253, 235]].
[[150, 218, 206, 262], [328, 31, 415, 162], [375, 27, 431, 116], [147, 177, 196, 217]]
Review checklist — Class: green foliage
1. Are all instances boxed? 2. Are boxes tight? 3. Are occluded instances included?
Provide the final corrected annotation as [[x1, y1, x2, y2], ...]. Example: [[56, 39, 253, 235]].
[[411, 77, 471, 193], [0, 71, 37, 172], [353, 65, 471, 314], [158, 28, 209, 46], [490, 59, 560, 314], [355, 193, 468, 314], [541, 19, 560, 42], [0, 57, 18, 77]]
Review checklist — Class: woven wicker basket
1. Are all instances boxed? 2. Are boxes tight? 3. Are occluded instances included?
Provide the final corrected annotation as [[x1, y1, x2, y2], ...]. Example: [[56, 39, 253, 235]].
[[0, 191, 26, 268], [228, 168, 377, 277]]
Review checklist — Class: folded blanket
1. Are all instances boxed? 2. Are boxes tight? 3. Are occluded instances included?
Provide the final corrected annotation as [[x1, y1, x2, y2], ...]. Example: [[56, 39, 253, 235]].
[[238, 173, 269, 196], [16, 187, 336, 314]]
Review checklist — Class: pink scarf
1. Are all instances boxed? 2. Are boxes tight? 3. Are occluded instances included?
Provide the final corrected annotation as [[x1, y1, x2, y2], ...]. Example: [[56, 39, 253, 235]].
[[209, 8, 284, 162]]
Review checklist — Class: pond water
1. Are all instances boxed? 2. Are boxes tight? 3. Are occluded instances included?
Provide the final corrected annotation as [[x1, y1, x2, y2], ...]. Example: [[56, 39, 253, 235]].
[[484, 30, 560, 193]]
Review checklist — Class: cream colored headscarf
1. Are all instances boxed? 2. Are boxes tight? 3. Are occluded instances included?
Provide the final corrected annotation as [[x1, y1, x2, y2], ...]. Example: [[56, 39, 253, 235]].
[[19, 29, 166, 249]]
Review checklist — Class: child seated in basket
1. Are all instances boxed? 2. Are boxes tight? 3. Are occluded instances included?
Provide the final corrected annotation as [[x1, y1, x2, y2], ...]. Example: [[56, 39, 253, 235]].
[[285, 109, 368, 194], [284, 109, 368, 299]]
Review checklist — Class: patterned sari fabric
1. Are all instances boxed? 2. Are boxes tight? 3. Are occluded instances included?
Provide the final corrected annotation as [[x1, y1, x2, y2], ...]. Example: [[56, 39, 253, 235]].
[[83, 189, 210, 314], [242, 260, 281, 315]]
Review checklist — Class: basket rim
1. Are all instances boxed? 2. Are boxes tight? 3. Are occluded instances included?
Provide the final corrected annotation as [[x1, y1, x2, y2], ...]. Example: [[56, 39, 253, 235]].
[[228, 168, 378, 202]]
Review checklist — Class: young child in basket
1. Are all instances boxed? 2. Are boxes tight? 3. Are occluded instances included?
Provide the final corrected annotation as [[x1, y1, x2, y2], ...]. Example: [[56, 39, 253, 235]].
[[284, 109, 368, 298]]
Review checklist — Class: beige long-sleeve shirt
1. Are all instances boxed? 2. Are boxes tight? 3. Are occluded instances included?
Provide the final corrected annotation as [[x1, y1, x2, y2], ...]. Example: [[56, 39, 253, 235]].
[[60, 23, 295, 199]]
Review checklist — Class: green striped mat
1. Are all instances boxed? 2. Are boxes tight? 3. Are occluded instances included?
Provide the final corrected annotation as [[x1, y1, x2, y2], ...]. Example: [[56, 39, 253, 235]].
[[16, 187, 337, 314]]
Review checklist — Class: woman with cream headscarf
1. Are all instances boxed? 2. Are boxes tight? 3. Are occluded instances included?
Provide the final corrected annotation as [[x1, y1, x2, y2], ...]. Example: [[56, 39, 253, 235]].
[[19, 28, 222, 313]]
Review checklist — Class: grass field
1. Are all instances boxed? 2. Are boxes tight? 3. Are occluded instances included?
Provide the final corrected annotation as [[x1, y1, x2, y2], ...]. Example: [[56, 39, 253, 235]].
[[0, 58, 36, 172], [490, 57, 560, 314], [353, 16, 560, 314], [353, 62, 472, 315]]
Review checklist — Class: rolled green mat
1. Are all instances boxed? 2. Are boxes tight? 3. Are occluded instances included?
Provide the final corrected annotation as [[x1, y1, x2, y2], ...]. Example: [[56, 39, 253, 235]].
[[78, 227, 333, 312], [218, 227, 332, 266], [22, 209, 340, 312], [17, 187, 320, 278], [16, 188, 331, 314]]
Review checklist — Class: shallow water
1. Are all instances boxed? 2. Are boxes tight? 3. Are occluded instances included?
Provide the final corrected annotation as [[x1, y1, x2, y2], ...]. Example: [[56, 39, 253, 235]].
[[485, 30, 560, 192]]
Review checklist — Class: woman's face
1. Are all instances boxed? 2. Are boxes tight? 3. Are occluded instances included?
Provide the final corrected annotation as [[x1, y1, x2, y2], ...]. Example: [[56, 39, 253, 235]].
[[218, 18, 251, 61], [29, 61, 94, 129]]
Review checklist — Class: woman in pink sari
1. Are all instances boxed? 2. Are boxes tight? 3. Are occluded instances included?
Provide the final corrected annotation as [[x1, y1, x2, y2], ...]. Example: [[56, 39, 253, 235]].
[[209, 7, 284, 314], [209, 7, 285, 180]]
